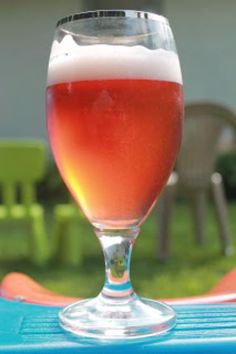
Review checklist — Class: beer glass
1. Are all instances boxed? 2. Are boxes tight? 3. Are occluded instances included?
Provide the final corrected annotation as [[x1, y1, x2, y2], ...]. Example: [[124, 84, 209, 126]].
[[46, 10, 183, 339]]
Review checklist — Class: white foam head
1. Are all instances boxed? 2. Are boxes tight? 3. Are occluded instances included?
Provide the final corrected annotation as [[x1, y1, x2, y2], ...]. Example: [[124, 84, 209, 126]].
[[47, 35, 182, 85]]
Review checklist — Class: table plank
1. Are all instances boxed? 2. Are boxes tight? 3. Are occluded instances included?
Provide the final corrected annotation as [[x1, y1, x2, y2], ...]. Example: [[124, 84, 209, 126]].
[[1, 298, 236, 353]]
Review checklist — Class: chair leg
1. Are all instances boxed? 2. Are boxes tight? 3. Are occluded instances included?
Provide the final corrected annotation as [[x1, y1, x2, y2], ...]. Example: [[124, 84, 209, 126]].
[[51, 215, 64, 259], [191, 191, 207, 246], [211, 172, 233, 256], [157, 176, 177, 262], [52, 215, 82, 267], [63, 221, 83, 267], [30, 213, 49, 266]]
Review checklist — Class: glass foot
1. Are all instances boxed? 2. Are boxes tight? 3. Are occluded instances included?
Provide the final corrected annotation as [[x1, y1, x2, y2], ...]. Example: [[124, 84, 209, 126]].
[[59, 294, 176, 339]]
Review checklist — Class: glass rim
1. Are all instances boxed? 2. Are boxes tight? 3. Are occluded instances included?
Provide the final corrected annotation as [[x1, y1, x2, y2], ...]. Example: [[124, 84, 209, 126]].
[[56, 9, 168, 28]]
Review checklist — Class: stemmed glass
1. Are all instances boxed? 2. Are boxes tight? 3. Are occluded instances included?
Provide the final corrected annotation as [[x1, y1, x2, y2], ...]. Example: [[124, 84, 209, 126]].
[[46, 9, 183, 339]]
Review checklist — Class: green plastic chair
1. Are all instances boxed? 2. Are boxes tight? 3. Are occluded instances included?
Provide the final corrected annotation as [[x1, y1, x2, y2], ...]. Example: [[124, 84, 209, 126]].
[[0, 140, 49, 265], [51, 201, 84, 266]]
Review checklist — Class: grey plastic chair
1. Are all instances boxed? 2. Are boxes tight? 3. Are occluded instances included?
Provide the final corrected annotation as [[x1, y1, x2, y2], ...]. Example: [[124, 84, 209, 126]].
[[158, 102, 236, 261]]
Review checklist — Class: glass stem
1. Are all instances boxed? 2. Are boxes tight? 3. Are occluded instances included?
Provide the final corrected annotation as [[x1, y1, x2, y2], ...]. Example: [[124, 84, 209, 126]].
[[95, 227, 139, 301]]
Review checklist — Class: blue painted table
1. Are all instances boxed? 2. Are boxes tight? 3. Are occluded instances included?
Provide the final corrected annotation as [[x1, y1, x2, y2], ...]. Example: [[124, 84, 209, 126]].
[[1, 298, 236, 353]]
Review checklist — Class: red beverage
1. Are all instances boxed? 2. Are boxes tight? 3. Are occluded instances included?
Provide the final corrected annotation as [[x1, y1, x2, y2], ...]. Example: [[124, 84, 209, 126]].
[[47, 78, 183, 227]]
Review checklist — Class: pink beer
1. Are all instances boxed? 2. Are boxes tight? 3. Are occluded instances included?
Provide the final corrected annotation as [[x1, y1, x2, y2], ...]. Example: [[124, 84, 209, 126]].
[[46, 37, 183, 227]]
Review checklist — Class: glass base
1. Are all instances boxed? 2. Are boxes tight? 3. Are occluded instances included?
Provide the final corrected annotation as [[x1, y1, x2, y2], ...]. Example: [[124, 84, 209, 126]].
[[59, 294, 176, 339]]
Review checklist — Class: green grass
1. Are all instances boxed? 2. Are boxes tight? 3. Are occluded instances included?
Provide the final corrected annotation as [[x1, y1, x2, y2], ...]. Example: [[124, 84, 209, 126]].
[[0, 201, 236, 300]]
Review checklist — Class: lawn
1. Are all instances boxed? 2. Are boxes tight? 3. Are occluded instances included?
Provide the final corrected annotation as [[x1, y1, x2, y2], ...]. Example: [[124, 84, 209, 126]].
[[0, 201, 236, 300]]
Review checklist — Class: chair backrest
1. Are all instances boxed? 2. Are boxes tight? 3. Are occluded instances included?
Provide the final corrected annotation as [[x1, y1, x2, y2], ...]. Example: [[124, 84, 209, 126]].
[[0, 140, 47, 208], [176, 102, 236, 190]]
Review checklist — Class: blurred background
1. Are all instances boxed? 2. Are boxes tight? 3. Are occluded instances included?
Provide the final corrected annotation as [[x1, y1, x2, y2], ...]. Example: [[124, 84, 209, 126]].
[[0, 0, 236, 300]]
